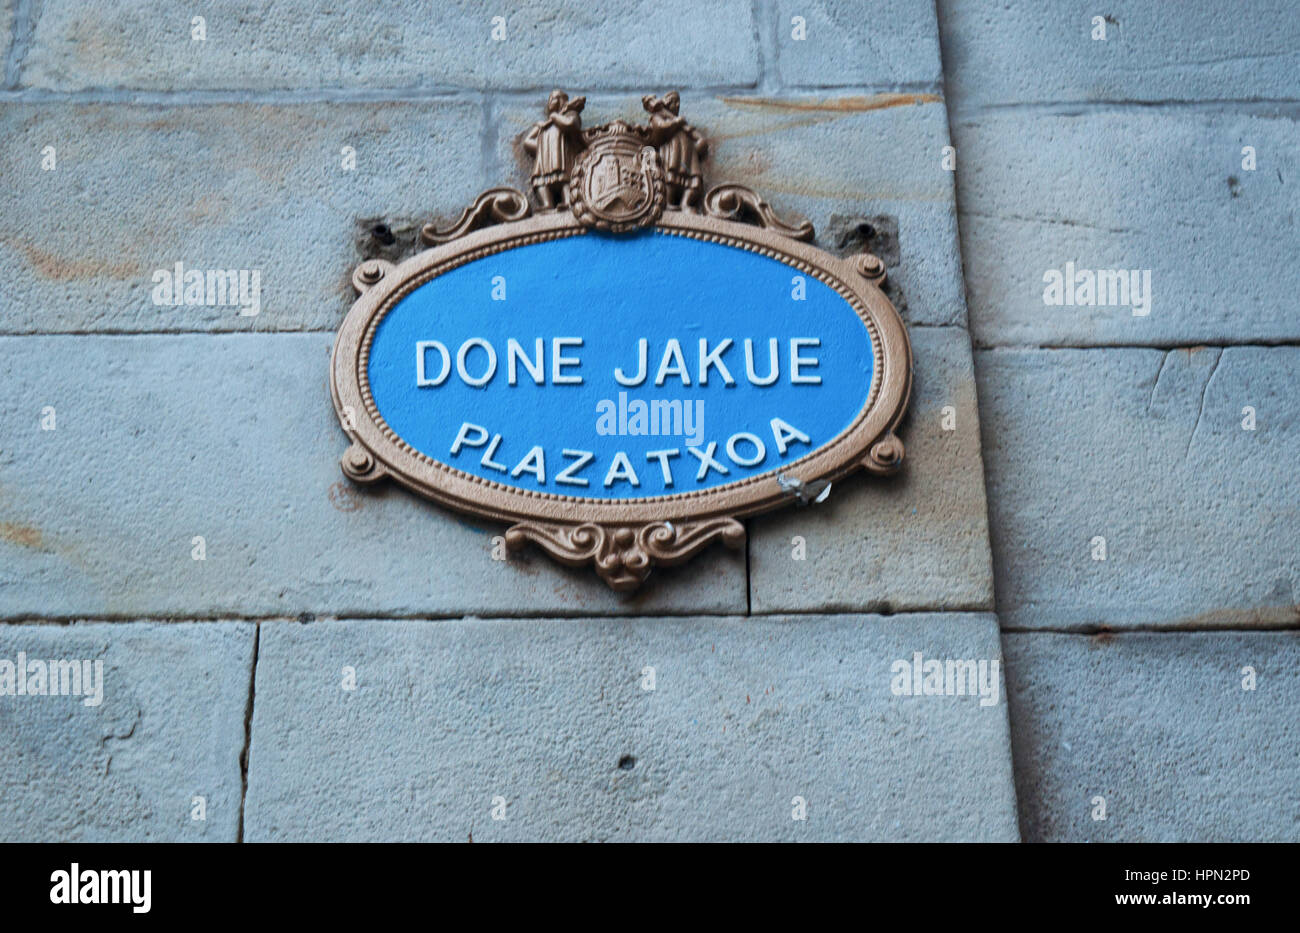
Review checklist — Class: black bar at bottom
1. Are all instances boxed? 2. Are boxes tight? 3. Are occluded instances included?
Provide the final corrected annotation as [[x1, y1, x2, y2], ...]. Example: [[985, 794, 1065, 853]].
[[0, 842, 1285, 919]]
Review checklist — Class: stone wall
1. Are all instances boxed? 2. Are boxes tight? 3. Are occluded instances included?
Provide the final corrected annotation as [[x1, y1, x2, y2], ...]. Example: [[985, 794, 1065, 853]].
[[938, 0, 1300, 840], [0, 0, 1293, 841]]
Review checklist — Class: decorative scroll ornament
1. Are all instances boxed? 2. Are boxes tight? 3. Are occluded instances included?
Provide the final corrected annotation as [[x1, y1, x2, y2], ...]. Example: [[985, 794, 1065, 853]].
[[330, 89, 912, 591], [505, 518, 746, 592], [420, 188, 532, 246], [703, 184, 815, 242]]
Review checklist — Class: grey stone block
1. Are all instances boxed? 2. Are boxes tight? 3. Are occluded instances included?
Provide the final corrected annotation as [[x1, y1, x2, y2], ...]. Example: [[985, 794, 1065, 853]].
[[0, 334, 745, 618], [978, 346, 1300, 629], [0, 100, 484, 334], [1, 3, 14, 84], [953, 109, 1300, 346], [495, 93, 967, 327], [244, 613, 1018, 841], [22, 0, 758, 91], [0, 621, 254, 841], [750, 326, 994, 613], [1006, 631, 1300, 842], [938, 0, 1300, 109], [776, 0, 942, 89]]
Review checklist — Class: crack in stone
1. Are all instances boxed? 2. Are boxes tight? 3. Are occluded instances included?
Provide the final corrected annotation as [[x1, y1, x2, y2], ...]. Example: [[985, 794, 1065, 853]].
[[959, 209, 1135, 235], [1148, 349, 1173, 411], [1133, 50, 1300, 72], [1185, 348, 1223, 459], [974, 340, 1300, 351], [236, 622, 261, 843], [954, 99, 1300, 118]]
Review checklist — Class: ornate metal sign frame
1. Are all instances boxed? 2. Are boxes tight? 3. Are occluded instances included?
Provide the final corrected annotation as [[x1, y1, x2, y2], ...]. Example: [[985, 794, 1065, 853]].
[[331, 90, 912, 591]]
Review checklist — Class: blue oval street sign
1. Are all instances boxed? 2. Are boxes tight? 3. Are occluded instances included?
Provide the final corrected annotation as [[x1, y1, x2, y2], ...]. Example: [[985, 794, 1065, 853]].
[[367, 232, 874, 500], [331, 92, 911, 590]]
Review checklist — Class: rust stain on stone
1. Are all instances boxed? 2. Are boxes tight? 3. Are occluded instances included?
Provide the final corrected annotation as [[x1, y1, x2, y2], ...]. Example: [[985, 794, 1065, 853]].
[[1167, 605, 1300, 629], [711, 93, 944, 151], [719, 93, 941, 114], [0, 521, 44, 549], [5, 238, 142, 281], [704, 94, 946, 202]]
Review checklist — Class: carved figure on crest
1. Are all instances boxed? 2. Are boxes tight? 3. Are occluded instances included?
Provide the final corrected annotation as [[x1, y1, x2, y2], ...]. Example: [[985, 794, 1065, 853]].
[[523, 89, 587, 209], [642, 91, 708, 210]]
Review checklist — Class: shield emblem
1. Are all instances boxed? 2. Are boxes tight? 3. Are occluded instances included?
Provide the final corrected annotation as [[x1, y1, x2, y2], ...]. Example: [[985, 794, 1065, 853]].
[[568, 122, 665, 232]]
